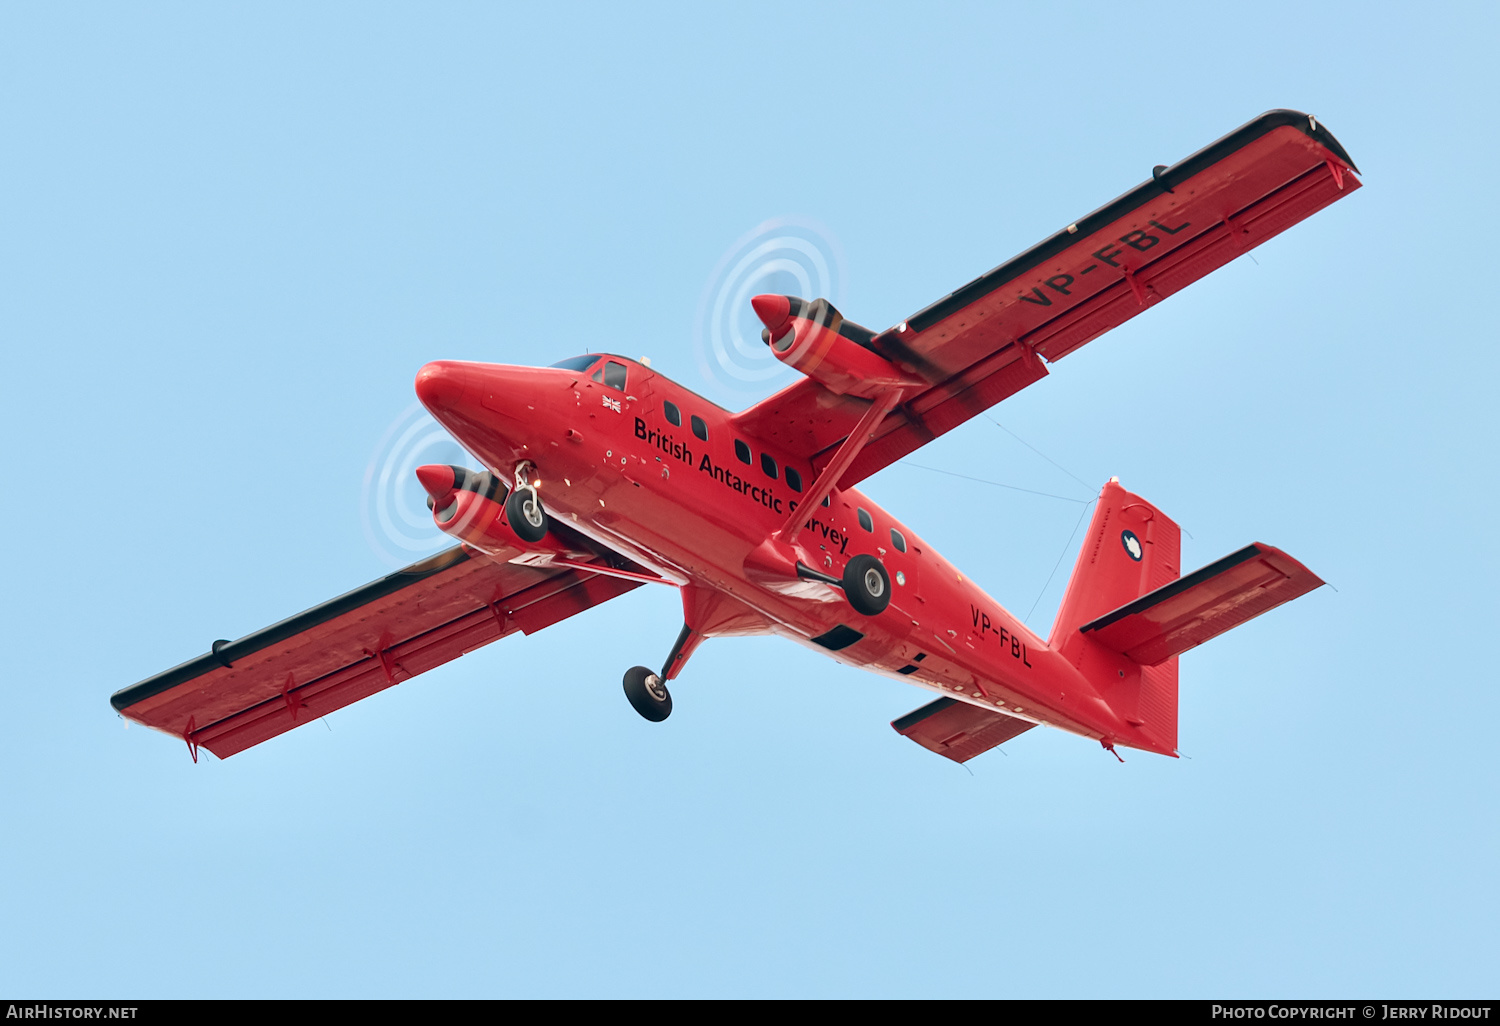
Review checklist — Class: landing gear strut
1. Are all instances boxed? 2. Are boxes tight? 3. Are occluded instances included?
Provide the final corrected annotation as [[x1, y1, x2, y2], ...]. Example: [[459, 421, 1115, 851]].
[[795, 554, 892, 617], [505, 461, 549, 543], [623, 665, 672, 721]]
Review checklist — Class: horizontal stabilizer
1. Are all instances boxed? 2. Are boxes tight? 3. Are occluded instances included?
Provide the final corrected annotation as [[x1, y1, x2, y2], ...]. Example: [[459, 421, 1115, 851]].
[[1078, 543, 1323, 666], [891, 697, 1035, 763]]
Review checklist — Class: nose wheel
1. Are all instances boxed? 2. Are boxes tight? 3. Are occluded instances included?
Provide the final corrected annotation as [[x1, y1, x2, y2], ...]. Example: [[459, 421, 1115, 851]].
[[623, 665, 672, 722], [505, 461, 549, 543]]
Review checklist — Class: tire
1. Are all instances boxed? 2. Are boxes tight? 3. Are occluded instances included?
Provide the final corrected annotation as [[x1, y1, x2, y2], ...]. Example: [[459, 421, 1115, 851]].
[[842, 554, 891, 616], [623, 665, 672, 722], [505, 485, 549, 543]]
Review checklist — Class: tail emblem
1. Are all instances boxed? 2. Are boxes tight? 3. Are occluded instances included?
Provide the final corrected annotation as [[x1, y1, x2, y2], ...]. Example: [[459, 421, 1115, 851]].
[[1121, 530, 1143, 561]]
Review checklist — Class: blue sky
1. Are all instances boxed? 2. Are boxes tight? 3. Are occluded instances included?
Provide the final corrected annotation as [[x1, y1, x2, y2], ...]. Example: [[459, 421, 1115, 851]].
[[2, 2, 1496, 997]]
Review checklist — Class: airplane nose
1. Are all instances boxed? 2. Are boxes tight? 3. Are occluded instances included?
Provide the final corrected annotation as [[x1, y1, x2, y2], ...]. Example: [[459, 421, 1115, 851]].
[[414, 361, 473, 414]]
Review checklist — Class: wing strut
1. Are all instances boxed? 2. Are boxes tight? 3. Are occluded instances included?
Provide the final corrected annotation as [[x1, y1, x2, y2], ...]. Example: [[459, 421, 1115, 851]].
[[546, 556, 674, 586], [776, 389, 904, 545]]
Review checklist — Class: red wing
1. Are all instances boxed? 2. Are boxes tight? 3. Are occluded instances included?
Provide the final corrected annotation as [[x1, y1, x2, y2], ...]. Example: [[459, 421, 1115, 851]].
[[735, 110, 1360, 486], [1079, 543, 1324, 666], [112, 543, 643, 759], [891, 696, 1036, 763]]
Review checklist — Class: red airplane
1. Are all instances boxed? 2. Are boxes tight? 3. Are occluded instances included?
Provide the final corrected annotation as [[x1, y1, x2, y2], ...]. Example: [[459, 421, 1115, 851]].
[[113, 110, 1359, 765]]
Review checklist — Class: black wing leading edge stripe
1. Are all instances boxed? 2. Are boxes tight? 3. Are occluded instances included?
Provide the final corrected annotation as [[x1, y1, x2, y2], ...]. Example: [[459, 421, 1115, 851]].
[[890, 696, 960, 732], [1078, 544, 1262, 636], [902, 110, 1354, 335], [109, 546, 473, 712]]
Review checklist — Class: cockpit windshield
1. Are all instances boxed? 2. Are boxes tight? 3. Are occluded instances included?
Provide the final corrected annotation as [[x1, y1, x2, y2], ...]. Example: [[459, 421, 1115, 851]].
[[549, 355, 600, 372]]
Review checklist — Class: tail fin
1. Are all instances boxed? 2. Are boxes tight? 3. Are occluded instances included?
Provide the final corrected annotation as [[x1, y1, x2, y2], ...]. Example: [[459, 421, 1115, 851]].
[[1051, 479, 1325, 756], [1050, 479, 1183, 754], [1050, 479, 1183, 653]]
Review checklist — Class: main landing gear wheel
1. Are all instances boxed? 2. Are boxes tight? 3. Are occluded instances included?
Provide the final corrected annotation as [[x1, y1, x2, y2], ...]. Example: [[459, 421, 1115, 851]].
[[623, 665, 672, 722], [842, 554, 891, 616], [505, 485, 549, 543]]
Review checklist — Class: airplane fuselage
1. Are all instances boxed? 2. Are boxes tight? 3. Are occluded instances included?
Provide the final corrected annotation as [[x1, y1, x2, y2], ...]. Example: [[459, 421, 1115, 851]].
[[416, 355, 1159, 753]]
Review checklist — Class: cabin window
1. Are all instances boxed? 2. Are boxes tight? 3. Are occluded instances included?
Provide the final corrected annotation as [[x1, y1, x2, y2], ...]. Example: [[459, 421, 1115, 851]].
[[691, 415, 708, 441], [890, 528, 907, 553], [760, 453, 778, 479], [663, 401, 681, 427], [857, 508, 873, 532], [734, 439, 752, 465], [785, 467, 803, 492]]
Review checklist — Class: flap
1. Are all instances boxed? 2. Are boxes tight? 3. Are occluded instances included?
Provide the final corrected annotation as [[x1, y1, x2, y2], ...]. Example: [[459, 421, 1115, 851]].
[[734, 111, 1360, 488], [1078, 543, 1324, 666], [113, 542, 644, 759], [891, 696, 1035, 763]]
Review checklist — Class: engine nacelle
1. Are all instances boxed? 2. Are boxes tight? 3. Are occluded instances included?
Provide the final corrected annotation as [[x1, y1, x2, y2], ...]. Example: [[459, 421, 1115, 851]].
[[416, 465, 578, 565], [752, 295, 921, 399]]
